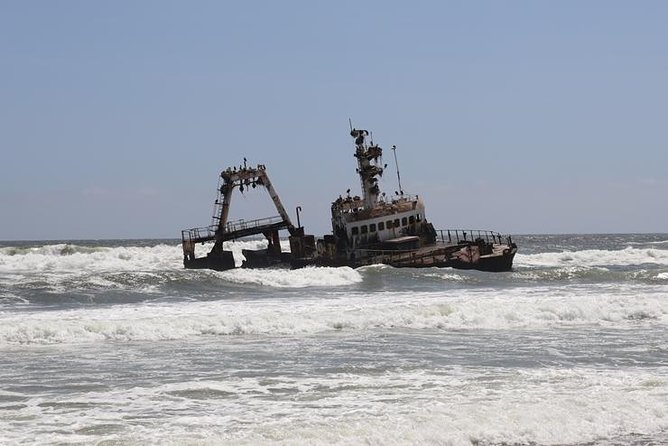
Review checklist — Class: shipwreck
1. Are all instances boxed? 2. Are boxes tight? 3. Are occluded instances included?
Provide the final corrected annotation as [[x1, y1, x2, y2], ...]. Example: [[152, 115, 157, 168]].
[[181, 128, 517, 272]]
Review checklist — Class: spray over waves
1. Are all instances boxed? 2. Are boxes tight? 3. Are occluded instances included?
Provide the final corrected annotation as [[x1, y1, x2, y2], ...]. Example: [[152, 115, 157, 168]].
[[0, 239, 281, 274], [0, 243, 182, 273], [0, 243, 186, 301], [511, 246, 668, 284], [0, 242, 363, 303]]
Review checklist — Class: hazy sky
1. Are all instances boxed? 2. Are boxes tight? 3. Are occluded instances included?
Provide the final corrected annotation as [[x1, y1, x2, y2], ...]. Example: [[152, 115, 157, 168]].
[[1, 1, 667, 240]]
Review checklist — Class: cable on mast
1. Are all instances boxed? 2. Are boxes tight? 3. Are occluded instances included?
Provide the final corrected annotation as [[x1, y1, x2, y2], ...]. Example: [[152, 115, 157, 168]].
[[391, 144, 403, 195]]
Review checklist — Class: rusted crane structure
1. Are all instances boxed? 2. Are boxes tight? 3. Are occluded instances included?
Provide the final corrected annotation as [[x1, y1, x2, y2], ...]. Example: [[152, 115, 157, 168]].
[[181, 163, 314, 270]]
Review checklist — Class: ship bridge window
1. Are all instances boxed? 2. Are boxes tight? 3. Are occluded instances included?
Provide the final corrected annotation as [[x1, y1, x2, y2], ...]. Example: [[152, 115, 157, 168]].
[[394, 218, 400, 228], [386, 220, 393, 229], [409, 216, 415, 224], [369, 223, 376, 233], [416, 214, 421, 222], [351, 227, 359, 236], [361, 225, 368, 234], [378, 222, 385, 231], [401, 217, 408, 226]]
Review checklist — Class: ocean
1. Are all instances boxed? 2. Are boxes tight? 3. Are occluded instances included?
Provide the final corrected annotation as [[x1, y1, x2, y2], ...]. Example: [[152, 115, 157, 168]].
[[0, 234, 666, 445]]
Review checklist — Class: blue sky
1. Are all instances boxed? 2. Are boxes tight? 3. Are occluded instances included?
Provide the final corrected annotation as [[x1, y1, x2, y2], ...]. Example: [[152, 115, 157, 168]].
[[1, 1, 666, 240]]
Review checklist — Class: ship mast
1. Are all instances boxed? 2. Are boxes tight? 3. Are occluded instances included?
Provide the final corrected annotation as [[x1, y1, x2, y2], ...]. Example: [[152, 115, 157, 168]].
[[391, 145, 403, 195], [350, 128, 384, 209]]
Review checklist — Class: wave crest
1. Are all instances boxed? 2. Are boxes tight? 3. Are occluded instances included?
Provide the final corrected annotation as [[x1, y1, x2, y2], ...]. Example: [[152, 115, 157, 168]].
[[2, 287, 665, 345], [516, 246, 668, 268]]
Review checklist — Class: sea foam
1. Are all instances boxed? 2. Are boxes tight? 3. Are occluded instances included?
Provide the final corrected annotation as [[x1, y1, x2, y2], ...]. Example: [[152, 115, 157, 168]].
[[216, 266, 362, 288], [0, 243, 182, 273], [10, 366, 666, 446], [1, 285, 665, 346], [3, 242, 666, 275], [515, 246, 668, 268]]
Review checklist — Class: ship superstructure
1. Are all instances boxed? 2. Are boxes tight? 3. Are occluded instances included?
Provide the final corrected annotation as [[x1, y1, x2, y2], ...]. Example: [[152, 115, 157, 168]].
[[329, 128, 434, 259]]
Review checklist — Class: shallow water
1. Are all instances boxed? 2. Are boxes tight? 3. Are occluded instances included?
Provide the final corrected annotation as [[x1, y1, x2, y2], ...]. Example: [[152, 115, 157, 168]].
[[1, 234, 666, 445]]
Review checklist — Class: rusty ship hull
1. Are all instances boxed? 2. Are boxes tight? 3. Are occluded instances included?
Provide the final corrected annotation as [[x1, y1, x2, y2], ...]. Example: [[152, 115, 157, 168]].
[[288, 232, 516, 272]]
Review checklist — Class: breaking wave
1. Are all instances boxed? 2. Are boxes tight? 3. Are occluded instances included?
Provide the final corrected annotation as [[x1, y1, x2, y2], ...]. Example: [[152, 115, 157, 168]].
[[0, 240, 278, 273], [515, 246, 668, 269], [215, 267, 362, 288], [2, 286, 665, 345], [0, 242, 363, 303], [0, 243, 182, 273], [2, 241, 666, 275]]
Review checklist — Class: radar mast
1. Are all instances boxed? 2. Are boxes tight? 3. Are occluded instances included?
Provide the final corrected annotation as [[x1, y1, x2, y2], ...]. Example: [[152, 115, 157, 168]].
[[350, 128, 384, 209]]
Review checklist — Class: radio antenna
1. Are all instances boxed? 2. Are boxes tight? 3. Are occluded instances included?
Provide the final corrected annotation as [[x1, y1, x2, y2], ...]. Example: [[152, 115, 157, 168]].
[[391, 144, 403, 195]]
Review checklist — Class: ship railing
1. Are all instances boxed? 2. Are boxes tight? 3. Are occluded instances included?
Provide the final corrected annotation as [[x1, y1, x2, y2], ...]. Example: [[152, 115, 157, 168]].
[[389, 194, 419, 204], [435, 229, 513, 246], [181, 226, 217, 244], [181, 215, 286, 244], [222, 215, 284, 233]]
